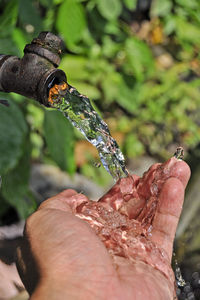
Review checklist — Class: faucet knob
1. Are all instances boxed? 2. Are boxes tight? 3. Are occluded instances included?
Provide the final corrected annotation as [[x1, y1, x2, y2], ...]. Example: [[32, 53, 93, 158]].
[[24, 31, 64, 67]]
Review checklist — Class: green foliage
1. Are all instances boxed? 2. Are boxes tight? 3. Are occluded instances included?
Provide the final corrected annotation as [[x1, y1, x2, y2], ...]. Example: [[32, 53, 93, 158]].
[[19, 0, 43, 35], [1, 139, 36, 219], [56, 0, 87, 49], [44, 110, 76, 174], [97, 0, 122, 21], [0, 100, 27, 174], [123, 0, 137, 10], [0, 0, 200, 219]]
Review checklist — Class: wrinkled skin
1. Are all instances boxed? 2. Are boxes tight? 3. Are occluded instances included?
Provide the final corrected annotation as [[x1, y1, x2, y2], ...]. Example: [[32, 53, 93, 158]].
[[17, 157, 190, 300]]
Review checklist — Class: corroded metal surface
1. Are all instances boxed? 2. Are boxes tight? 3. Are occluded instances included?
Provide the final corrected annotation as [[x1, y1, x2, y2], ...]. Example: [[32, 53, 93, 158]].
[[0, 32, 66, 105]]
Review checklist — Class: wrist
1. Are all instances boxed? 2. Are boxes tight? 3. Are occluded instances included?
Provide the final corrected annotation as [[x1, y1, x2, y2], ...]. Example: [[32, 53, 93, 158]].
[[30, 279, 70, 300]]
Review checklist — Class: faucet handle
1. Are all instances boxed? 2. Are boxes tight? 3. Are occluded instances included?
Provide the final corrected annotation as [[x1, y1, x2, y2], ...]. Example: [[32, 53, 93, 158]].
[[24, 31, 64, 67]]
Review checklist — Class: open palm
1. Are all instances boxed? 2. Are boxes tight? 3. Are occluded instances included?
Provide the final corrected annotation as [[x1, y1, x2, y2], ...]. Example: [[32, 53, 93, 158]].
[[17, 157, 190, 300]]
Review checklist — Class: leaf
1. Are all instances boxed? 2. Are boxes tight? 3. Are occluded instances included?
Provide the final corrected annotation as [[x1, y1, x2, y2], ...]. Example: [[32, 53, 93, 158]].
[[151, 0, 172, 17], [54, 0, 64, 4], [175, 16, 200, 46], [124, 37, 154, 81], [60, 55, 89, 81], [164, 15, 176, 35], [44, 110, 76, 174], [71, 82, 101, 100], [0, 99, 28, 174], [101, 71, 122, 103], [12, 28, 28, 56], [0, 0, 18, 38], [39, 0, 53, 7], [19, 0, 43, 34], [116, 81, 141, 113], [0, 38, 19, 56], [97, 0, 122, 21], [175, 0, 198, 9], [56, 0, 87, 49], [124, 134, 144, 157], [1, 138, 36, 219], [123, 0, 137, 10]]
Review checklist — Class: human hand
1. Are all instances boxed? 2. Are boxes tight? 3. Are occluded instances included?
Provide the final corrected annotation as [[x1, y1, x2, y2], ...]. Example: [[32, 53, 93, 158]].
[[17, 157, 190, 300]]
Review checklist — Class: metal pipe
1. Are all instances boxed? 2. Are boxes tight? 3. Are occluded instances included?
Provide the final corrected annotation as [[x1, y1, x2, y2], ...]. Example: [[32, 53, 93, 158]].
[[0, 32, 67, 106]]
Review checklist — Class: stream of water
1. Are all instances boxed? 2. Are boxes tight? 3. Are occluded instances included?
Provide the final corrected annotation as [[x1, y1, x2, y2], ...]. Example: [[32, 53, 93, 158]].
[[48, 82, 128, 181]]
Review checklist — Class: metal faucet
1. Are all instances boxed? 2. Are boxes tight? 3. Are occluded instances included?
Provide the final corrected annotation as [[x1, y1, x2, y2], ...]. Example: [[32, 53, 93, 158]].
[[0, 32, 67, 106]]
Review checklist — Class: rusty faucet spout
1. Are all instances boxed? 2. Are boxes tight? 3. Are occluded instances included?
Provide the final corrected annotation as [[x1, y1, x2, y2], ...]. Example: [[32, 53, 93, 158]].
[[0, 32, 66, 106]]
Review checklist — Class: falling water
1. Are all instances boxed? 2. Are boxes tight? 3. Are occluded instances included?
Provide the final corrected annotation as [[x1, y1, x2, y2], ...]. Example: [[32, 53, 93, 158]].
[[48, 82, 128, 181], [175, 259, 186, 287]]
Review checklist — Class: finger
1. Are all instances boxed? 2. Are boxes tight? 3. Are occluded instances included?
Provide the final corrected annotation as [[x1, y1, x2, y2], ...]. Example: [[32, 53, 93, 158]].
[[38, 189, 88, 213], [170, 159, 191, 188], [150, 177, 185, 260], [137, 158, 190, 199]]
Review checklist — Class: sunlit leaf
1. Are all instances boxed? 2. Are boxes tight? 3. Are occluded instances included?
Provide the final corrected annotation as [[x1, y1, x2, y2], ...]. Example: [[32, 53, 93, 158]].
[[124, 134, 144, 157], [175, 16, 200, 46], [151, 0, 172, 17], [124, 37, 154, 81], [123, 0, 137, 10], [175, 0, 198, 9], [60, 55, 89, 81], [56, 0, 87, 49], [12, 28, 28, 56], [97, 0, 122, 21]]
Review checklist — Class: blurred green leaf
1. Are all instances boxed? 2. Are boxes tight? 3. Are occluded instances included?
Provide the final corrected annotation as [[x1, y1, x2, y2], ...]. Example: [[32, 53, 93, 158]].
[[73, 82, 101, 99], [175, 16, 200, 46], [175, 0, 198, 9], [0, 38, 19, 55], [0, 0, 18, 38], [124, 37, 154, 81], [12, 28, 28, 56], [44, 110, 76, 174], [81, 162, 111, 185], [151, 0, 172, 17], [164, 15, 176, 35], [116, 81, 141, 113], [123, 0, 137, 10], [102, 35, 121, 58], [19, 0, 43, 34], [0, 100, 27, 174], [124, 134, 144, 157], [43, 8, 55, 31], [1, 139, 35, 219], [101, 71, 122, 103], [54, 0, 64, 4], [56, 0, 87, 49], [60, 55, 89, 81], [40, 0, 53, 7], [97, 0, 122, 21]]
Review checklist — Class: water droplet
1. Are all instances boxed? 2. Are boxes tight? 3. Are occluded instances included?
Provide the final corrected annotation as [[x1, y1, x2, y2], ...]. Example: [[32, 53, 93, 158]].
[[150, 183, 158, 195], [175, 260, 186, 287]]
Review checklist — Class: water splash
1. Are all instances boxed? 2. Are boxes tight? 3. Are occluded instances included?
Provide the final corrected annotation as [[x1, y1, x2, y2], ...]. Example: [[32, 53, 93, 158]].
[[174, 259, 186, 287], [48, 82, 128, 181]]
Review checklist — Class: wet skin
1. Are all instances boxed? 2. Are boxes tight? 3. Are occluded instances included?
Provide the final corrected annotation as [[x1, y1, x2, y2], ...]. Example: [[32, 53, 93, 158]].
[[17, 157, 190, 300]]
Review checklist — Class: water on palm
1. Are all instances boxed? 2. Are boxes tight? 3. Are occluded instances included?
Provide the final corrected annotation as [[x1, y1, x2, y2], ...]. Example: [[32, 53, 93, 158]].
[[48, 82, 128, 181]]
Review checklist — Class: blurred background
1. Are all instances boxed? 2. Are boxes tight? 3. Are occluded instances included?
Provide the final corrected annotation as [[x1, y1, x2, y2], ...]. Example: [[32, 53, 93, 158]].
[[0, 0, 200, 299]]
